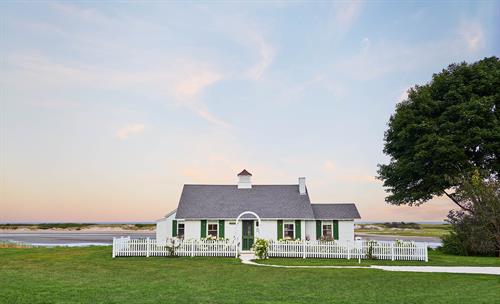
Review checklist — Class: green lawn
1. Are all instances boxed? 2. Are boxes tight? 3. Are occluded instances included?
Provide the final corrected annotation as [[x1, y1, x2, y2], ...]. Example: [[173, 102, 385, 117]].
[[257, 249, 500, 267], [1, 247, 499, 304], [355, 224, 451, 238]]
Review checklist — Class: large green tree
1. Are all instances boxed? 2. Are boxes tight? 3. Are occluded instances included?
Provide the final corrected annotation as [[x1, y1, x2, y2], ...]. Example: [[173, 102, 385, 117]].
[[378, 57, 500, 211]]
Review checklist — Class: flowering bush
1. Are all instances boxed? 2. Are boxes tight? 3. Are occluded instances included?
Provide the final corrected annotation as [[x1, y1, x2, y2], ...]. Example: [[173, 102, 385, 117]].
[[366, 240, 378, 260], [320, 236, 335, 242], [166, 238, 181, 257], [395, 239, 416, 247], [252, 238, 269, 259], [278, 238, 301, 243]]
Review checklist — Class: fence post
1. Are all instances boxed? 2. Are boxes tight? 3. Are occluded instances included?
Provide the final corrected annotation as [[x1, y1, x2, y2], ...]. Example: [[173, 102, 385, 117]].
[[347, 241, 350, 260], [303, 241, 306, 259], [112, 237, 116, 258], [424, 242, 428, 262], [191, 240, 195, 257], [391, 242, 394, 261], [146, 237, 150, 257]]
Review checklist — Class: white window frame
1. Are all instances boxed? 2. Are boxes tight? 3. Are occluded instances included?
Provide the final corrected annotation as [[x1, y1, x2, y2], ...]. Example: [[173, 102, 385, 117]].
[[177, 221, 185, 238], [322, 221, 333, 239], [207, 221, 218, 237], [283, 221, 295, 239]]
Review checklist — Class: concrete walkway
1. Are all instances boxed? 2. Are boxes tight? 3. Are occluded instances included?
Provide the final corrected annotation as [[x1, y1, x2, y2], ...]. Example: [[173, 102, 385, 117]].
[[371, 265, 500, 275], [239, 254, 500, 275]]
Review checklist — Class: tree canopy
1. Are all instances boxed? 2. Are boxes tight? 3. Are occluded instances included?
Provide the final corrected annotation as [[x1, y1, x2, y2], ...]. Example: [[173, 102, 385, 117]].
[[378, 57, 500, 210]]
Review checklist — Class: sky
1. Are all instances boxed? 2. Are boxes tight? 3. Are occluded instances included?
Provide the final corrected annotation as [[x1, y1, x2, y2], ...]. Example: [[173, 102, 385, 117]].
[[1, 1, 499, 223]]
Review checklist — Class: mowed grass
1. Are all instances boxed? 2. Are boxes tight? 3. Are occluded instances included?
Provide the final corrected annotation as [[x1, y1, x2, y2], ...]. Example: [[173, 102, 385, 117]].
[[257, 249, 500, 267], [1, 247, 499, 304], [355, 224, 451, 238]]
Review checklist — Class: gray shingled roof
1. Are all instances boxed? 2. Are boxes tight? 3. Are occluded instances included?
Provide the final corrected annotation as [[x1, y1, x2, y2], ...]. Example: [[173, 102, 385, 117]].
[[175, 185, 315, 219], [311, 203, 361, 219]]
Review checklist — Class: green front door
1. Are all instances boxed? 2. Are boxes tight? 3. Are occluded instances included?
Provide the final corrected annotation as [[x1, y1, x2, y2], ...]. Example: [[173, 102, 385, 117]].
[[242, 220, 254, 250]]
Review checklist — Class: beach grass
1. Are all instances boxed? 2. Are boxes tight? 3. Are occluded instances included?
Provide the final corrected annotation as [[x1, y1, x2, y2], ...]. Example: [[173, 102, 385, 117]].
[[355, 223, 451, 238], [0, 223, 155, 230]]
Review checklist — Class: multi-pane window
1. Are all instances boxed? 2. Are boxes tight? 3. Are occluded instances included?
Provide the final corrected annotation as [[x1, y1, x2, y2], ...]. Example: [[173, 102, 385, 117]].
[[283, 222, 295, 239], [322, 222, 333, 240], [207, 222, 218, 237], [177, 223, 185, 238]]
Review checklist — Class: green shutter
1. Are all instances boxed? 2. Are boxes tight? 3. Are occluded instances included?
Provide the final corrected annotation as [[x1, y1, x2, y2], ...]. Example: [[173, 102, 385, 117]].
[[201, 220, 207, 238], [172, 220, 177, 237], [333, 220, 339, 240], [316, 220, 321, 240], [218, 220, 225, 238], [277, 220, 283, 240], [295, 220, 301, 240]]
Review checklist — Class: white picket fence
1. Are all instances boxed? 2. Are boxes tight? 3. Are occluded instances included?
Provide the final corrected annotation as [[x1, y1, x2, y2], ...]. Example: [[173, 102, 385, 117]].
[[268, 240, 428, 261], [112, 237, 238, 258], [112, 237, 428, 261]]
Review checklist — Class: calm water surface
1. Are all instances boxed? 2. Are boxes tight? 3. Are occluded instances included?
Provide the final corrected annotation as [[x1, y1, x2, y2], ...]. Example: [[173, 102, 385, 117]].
[[0, 232, 441, 247]]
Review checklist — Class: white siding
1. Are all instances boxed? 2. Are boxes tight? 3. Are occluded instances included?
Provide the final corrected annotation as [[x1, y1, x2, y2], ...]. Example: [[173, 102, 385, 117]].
[[300, 220, 306, 239], [184, 220, 201, 239], [158, 217, 355, 242], [224, 221, 238, 242], [338, 220, 354, 241], [258, 220, 277, 240], [155, 211, 176, 244], [305, 220, 316, 240], [156, 219, 169, 245]]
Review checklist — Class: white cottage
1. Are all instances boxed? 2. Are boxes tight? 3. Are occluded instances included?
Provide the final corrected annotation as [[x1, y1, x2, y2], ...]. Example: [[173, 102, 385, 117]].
[[156, 170, 361, 250]]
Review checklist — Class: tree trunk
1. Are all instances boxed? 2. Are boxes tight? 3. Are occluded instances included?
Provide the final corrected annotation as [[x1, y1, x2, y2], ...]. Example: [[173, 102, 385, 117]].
[[443, 190, 474, 213]]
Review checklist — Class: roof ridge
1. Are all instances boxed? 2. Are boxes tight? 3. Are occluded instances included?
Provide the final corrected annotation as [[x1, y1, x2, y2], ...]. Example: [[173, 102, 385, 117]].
[[311, 202, 357, 205], [183, 184, 300, 186]]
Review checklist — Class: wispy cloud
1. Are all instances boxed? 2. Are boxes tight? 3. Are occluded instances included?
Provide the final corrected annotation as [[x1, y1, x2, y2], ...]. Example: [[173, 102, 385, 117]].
[[116, 123, 145, 140], [327, 0, 363, 37], [459, 21, 484, 52], [333, 0, 363, 30], [167, 62, 230, 128], [245, 31, 275, 80], [173, 69, 223, 101], [3, 53, 230, 128]]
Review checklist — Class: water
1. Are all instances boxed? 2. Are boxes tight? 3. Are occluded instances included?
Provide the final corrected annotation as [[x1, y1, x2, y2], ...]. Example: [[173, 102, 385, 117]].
[[0, 232, 442, 248], [0, 232, 155, 247]]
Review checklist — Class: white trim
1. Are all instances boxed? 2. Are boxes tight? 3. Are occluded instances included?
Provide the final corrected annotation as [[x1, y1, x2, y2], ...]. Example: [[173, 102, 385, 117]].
[[184, 218, 314, 220]]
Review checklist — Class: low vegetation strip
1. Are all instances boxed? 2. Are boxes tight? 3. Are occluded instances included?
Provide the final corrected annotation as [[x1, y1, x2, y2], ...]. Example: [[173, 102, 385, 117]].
[[355, 223, 451, 238], [0, 223, 155, 231], [1, 246, 499, 304]]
